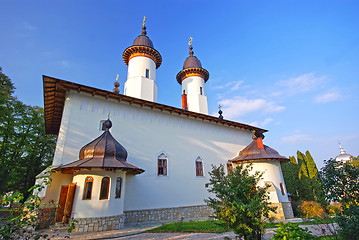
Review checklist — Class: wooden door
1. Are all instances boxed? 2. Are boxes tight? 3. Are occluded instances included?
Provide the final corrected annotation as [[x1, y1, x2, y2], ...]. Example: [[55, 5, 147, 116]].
[[62, 183, 77, 224], [55, 185, 68, 222]]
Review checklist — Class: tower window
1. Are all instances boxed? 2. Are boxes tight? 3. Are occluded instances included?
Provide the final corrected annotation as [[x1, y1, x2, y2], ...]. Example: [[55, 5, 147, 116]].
[[146, 69, 150, 78], [83, 176, 94, 200], [100, 177, 110, 200], [196, 159, 204, 176], [115, 177, 122, 198], [200, 87, 203, 95], [158, 159, 167, 176], [99, 120, 106, 131]]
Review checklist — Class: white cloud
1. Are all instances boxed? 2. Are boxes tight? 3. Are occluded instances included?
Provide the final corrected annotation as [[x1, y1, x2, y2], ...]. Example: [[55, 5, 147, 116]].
[[282, 134, 314, 144], [249, 118, 274, 127], [218, 96, 285, 120], [315, 89, 341, 103], [277, 73, 326, 95], [211, 80, 244, 91]]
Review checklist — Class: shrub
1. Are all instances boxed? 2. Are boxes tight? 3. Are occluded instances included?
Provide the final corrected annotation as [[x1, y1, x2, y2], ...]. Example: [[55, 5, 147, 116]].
[[299, 201, 325, 220], [205, 164, 275, 240], [271, 222, 318, 240], [336, 204, 359, 240], [327, 202, 342, 216]]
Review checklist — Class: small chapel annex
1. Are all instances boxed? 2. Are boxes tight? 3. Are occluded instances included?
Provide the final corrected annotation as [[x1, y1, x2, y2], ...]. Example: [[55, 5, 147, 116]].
[[38, 21, 294, 232]]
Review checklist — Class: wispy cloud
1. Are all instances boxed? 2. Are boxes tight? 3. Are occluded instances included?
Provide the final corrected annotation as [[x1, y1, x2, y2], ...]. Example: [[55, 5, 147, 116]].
[[276, 73, 326, 96], [315, 89, 341, 103], [23, 22, 36, 31], [249, 118, 274, 127], [59, 60, 70, 68], [282, 134, 314, 144], [217, 96, 285, 120], [211, 80, 244, 91]]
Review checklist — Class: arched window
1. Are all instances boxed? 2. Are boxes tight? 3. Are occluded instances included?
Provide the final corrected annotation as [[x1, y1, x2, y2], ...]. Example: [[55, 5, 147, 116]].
[[227, 162, 233, 174], [83, 176, 93, 200], [115, 177, 122, 198], [196, 157, 204, 176], [100, 177, 110, 200], [158, 153, 168, 176]]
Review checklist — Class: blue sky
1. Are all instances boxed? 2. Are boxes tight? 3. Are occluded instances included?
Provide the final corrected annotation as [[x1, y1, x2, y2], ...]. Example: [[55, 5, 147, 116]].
[[1, 0, 358, 168]]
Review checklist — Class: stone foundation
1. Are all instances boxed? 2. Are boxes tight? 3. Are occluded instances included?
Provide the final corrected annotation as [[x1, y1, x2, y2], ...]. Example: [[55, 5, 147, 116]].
[[124, 205, 213, 223], [282, 201, 294, 219], [269, 202, 294, 220], [74, 214, 125, 232]]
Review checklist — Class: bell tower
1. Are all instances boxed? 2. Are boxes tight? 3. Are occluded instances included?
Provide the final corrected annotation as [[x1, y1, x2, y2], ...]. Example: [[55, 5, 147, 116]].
[[176, 39, 209, 114], [122, 18, 162, 102]]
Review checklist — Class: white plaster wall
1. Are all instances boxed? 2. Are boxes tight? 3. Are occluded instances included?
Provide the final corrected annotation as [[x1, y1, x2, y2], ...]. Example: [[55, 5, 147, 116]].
[[124, 77, 157, 102], [182, 76, 208, 114], [71, 170, 126, 218], [51, 92, 261, 212], [127, 56, 156, 80], [39, 172, 73, 207], [125, 56, 157, 102], [240, 161, 289, 203]]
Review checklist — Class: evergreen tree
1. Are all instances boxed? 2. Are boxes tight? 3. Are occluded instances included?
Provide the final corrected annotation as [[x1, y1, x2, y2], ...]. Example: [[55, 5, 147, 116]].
[[282, 150, 324, 204]]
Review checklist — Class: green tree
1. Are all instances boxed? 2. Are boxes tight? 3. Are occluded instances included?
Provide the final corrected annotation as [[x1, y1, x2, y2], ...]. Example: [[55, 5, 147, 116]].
[[205, 164, 275, 240], [320, 158, 359, 239], [0, 68, 57, 200], [282, 150, 324, 204]]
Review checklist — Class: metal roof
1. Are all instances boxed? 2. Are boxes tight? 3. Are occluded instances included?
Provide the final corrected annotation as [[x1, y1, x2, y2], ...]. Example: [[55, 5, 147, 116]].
[[43, 75, 267, 136], [57, 119, 144, 175]]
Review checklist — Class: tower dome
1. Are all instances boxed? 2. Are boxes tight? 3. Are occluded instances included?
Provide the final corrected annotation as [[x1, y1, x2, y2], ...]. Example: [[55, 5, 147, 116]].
[[122, 24, 161, 69], [176, 45, 209, 84], [230, 132, 289, 163], [335, 143, 352, 163]]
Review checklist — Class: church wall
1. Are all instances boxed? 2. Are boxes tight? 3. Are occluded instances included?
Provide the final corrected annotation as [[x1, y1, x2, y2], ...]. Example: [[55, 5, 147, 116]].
[[53, 91, 252, 213]]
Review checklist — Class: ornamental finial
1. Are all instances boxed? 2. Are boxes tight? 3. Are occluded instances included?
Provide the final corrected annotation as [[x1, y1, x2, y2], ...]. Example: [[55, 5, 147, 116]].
[[141, 16, 147, 35], [113, 74, 120, 94], [188, 37, 194, 56]]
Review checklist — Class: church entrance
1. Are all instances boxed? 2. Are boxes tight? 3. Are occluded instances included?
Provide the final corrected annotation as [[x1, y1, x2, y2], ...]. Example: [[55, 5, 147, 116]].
[[55, 183, 76, 223]]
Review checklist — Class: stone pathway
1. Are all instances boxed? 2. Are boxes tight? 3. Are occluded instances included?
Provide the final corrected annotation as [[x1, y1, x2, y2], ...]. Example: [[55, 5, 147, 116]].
[[38, 219, 337, 240]]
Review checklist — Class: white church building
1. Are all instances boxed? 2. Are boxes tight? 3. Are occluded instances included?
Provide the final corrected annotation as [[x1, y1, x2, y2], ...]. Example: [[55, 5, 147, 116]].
[[39, 22, 294, 232]]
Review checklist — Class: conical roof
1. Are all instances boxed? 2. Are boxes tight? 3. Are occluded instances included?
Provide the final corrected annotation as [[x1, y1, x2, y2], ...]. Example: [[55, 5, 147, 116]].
[[58, 119, 144, 175], [231, 132, 289, 163]]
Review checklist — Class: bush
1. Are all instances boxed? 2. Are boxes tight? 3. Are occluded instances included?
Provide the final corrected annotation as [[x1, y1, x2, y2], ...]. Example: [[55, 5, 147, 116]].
[[205, 164, 275, 240], [336, 205, 359, 240], [327, 202, 342, 216], [299, 201, 325, 220], [271, 222, 318, 240]]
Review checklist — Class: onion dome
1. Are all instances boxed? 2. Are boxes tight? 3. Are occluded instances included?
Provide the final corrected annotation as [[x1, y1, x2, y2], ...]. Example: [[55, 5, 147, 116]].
[[57, 119, 144, 175], [176, 45, 209, 84], [335, 143, 352, 163], [123, 23, 162, 69], [230, 132, 289, 163]]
